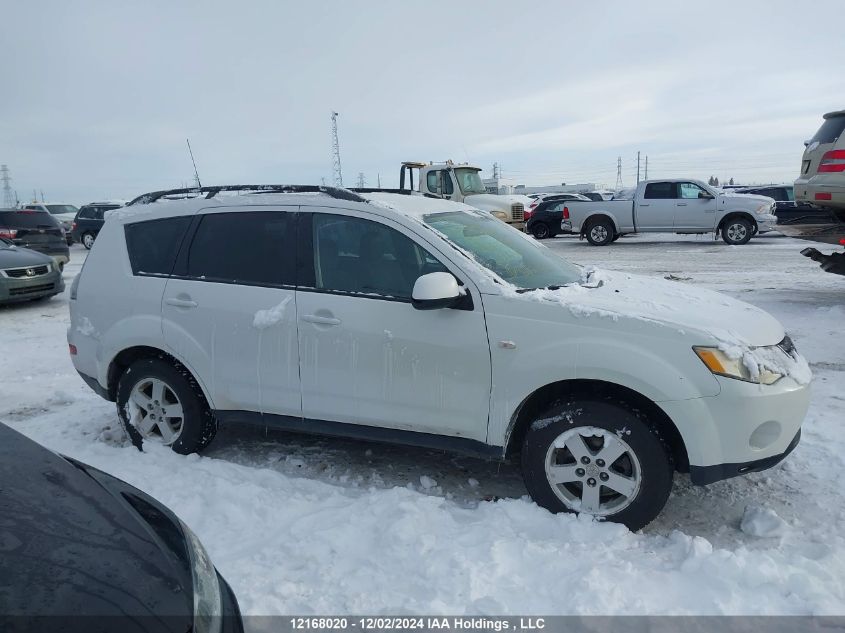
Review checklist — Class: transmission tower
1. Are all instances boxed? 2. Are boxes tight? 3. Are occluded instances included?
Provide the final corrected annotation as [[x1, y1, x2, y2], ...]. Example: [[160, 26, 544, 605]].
[[615, 157, 623, 190], [330, 111, 343, 187], [357, 172, 365, 188], [492, 162, 500, 180], [1, 165, 14, 207]]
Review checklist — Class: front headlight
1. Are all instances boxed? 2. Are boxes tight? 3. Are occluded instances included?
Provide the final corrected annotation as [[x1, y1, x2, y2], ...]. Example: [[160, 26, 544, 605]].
[[755, 203, 770, 214], [492, 210, 507, 220], [693, 346, 782, 385], [180, 520, 222, 633]]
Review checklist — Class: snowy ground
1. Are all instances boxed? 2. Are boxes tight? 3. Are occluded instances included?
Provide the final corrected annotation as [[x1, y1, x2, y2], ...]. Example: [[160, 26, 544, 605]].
[[2, 233, 844, 615]]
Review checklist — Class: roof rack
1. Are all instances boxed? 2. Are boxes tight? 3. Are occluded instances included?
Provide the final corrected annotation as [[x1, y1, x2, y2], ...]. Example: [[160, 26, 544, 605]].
[[349, 188, 441, 199], [126, 184, 367, 207]]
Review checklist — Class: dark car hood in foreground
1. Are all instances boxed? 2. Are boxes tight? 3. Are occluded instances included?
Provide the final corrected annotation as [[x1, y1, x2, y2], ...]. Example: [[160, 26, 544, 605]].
[[0, 424, 192, 631], [0, 245, 54, 269]]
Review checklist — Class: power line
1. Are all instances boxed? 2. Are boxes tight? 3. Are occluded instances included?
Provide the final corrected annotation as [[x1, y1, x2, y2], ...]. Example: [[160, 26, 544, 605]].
[[330, 111, 343, 187]]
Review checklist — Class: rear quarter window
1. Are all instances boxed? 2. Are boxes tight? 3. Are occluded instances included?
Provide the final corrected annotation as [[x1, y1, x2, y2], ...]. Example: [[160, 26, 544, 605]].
[[125, 216, 191, 276]]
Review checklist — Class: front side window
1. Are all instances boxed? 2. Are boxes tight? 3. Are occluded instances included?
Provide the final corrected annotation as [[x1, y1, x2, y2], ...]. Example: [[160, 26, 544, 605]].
[[643, 182, 675, 199], [77, 207, 95, 219], [312, 214, 447, 299], [186, 211, 294, 286], [678, 182, 708, 199], [453, 168, 485, 194], [125, 216, 191, 276], [423, 210, 582, 290]]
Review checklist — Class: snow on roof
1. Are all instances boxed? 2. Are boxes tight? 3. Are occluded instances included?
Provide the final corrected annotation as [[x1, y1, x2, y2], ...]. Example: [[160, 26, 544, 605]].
[[362, 192, 477, 217]]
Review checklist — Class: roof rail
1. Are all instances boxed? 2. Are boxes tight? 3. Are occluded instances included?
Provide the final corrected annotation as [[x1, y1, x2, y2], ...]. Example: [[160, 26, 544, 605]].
[[350, 188, 441, 199], [126, 184, 367, 207]]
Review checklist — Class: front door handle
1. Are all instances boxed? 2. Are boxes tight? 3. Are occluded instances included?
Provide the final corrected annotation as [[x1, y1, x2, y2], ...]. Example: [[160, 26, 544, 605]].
[[676, 203, 688, 206], [302, 314, 341, 326], [639, 203, 650, 207], [165, 297, 198, 308]]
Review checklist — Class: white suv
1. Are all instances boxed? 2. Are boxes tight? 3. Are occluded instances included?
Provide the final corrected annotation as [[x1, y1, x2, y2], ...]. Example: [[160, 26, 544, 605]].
[[68, 185, 812, 529]]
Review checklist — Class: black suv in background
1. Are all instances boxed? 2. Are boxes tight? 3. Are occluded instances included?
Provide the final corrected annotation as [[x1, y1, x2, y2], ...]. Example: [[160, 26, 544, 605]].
[[734, 184, 831, 225], [0, 208, 70, 270], [72, 201, 124, 249]]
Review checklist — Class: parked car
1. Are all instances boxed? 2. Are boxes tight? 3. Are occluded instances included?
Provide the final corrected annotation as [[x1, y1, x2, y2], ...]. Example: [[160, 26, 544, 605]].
[[561, 179, 778, 245], [733, 184, 830, 225], [23, 202, 79, 245], [527, 198, 583, 239], [69, 184, 810, 530], [0, 238, 65, 304], [0, 422, 242, 631], [72, 201, 124, 249], [795, 109, 845, 219], [0, 208, 69, 270], [527, 193, 590, 218]]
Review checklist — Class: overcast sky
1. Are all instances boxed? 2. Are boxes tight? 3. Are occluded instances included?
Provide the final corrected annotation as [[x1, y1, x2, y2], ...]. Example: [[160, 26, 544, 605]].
[[2, 0, 844, 204]]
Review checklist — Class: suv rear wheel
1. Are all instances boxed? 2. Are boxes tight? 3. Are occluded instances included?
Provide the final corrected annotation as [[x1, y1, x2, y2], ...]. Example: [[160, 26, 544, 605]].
[[82, 232, 96, 249], [531, 222, 551, 240], [116, 358, 217, 454], [521, 399, 673, 530]]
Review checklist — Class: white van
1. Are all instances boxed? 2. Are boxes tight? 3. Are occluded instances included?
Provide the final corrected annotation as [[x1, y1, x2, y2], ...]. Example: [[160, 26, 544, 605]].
[[68, 185, 812, 529]]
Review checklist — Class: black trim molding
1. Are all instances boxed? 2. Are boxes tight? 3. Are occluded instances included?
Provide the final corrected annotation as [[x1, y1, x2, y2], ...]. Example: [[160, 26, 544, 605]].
[[689, 430, 801, 486], [213, 410, 504, 461]]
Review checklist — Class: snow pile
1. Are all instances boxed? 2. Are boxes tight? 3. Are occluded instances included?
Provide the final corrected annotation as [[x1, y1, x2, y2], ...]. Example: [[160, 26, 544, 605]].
[[252, 297, 291, 330], [741, 505, 788, 538]]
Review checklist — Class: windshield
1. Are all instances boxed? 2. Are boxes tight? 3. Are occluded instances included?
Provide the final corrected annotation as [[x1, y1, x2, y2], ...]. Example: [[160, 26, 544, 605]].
[[46, 205, 78, 215], [453, 168, 488, 195], [423, 210, 582, 290]]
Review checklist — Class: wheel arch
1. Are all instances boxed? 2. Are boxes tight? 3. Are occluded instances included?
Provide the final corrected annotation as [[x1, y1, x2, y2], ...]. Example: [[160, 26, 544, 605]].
[[503, 379, 689, 472], [579, 213, 618, 236], [717, 211, 757, 233], [106, 345, 213, 407]]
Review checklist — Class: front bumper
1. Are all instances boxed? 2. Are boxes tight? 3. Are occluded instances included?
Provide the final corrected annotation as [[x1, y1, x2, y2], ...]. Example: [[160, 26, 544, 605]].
[[690, 429, 801, 485], [659, 375, 810, 484], [0, 271, 64, 303], [509, 221, 526, 231], [756, 213, 778, 233]]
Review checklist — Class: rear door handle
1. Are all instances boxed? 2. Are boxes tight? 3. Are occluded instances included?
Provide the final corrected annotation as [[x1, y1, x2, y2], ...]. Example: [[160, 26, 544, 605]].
[[165, 297, 198, 308], [639, 203, 650, 207], [302, 314, 341, 326], [676, 203, 688, 206]]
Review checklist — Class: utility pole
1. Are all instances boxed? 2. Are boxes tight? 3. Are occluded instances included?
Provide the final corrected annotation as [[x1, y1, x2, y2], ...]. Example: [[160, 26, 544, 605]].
[[0, 165, 14, 208], [615, 156, 623, 190], [357, 172, 365, 188], [320, 177, 326, 186], [644, 155, 648, 180], [636, 151, 641, 185], [377, 173, 381, 188], [330, 111, 343, 187], [492, 162, 500, 180]]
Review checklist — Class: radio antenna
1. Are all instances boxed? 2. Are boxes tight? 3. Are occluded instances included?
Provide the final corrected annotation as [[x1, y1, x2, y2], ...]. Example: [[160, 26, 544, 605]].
[[186, 138, 202, 189]]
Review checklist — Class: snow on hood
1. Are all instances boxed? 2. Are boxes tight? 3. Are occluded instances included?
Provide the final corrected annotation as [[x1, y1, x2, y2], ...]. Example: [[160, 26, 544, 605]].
[[508, 267, 785, 348]]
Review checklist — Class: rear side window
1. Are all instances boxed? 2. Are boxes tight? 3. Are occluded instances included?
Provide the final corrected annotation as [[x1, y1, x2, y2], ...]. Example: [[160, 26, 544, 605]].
[[810, 115, 845, 145], [644, 182, 675, 199], [185, 211, 294, 286], [0, 210, 59, 228], [78, 207, 95, 219], [125, 216, 191, 276]]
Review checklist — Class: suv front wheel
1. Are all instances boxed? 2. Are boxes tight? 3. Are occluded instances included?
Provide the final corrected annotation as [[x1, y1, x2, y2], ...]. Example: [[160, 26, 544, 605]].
[[116, 358, 217, 454], [521, 399, 673, 530]]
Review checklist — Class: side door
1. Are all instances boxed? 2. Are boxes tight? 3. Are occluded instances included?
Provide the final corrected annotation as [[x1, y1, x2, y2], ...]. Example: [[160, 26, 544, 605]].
[[638, 182, 676, 230], [673, 182, 717, 230], [296, 209, 492, 441], [161, 207, 300, 416]]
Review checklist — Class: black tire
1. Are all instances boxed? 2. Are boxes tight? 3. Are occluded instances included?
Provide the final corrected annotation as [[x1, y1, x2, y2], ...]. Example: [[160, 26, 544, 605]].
[[82, 232, 96, 249], [521, 398, 674, 531], [611, 233, 621, 242], [721, 217, 753, 245], [585, 218, 615, 246], [116, 357, 217, 454], [531, 222, 551, 240]]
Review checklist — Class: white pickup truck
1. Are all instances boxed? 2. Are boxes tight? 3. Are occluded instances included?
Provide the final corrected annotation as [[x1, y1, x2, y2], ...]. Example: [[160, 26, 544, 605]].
[[560, 179, 778, 245]]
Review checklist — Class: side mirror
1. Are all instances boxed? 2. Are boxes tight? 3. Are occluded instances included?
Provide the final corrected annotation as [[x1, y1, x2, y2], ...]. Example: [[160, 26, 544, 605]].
[[698, 191, 714, 199], [412, 272, 462, 310]]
